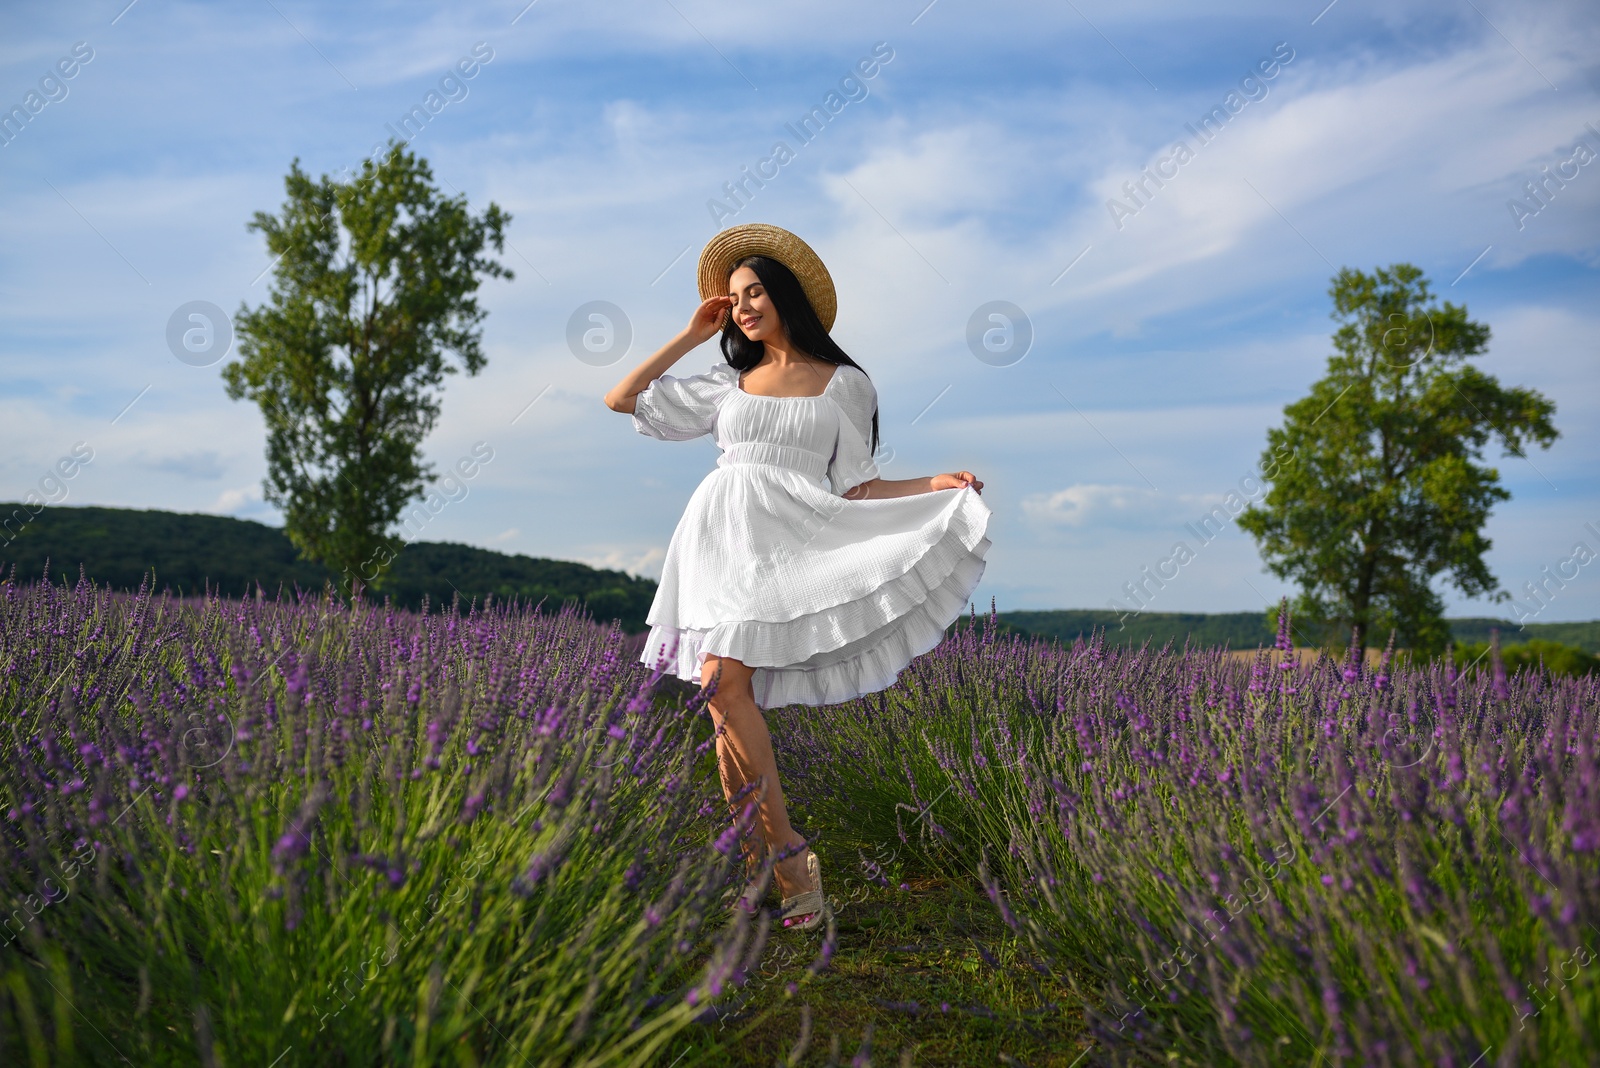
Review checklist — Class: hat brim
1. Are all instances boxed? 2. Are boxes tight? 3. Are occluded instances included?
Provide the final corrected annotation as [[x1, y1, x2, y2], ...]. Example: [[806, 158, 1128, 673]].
[[697, 223, 837, 333]]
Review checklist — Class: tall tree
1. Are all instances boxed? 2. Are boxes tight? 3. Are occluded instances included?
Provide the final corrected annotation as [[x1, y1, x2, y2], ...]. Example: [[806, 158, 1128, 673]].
[[1236, 264, 1558, 656], [224, 142, 511, 594]]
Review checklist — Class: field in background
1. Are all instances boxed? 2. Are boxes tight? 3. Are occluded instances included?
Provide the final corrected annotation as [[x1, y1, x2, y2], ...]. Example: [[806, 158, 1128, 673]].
[[4, 576, 1596, 1065]]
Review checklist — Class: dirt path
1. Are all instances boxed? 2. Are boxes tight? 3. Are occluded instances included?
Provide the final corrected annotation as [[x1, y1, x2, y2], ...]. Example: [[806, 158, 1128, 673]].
[[665, 874, 1089, 1067]]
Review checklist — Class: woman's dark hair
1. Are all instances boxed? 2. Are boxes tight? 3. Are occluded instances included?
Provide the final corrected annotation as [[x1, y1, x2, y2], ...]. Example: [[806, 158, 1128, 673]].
[[720, 254, 878, 454]]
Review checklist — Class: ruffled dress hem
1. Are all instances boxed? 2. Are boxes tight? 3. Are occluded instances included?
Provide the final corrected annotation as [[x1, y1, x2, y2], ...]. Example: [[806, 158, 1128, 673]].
[[639, 496, 992, 708]]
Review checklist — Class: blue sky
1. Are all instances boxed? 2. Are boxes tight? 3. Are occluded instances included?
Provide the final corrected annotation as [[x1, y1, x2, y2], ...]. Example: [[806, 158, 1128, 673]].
[[2, 0, 1597, 623]]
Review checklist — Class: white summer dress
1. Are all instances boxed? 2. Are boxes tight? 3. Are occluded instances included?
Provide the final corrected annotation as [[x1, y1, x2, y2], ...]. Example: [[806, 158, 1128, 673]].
[[631, 359, 993, 709]]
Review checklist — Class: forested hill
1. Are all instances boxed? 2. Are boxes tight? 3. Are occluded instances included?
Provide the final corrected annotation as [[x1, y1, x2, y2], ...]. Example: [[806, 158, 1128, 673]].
[[0, 503, 658, 634]]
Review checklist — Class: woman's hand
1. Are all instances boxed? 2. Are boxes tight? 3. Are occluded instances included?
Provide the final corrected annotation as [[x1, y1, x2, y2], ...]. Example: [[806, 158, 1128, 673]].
[[684, 294, 735, 346], [931, 471, 983, 494], [604, 296, 734, 413]]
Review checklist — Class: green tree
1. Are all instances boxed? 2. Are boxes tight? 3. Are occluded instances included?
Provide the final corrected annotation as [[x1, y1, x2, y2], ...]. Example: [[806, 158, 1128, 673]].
[[1236, 264, 1558, 656], [224, 142, 511, 594]]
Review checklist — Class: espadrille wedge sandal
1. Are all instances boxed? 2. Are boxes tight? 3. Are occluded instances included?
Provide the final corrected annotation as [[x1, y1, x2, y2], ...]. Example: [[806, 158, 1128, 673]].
[[779, 850, 829, 931]]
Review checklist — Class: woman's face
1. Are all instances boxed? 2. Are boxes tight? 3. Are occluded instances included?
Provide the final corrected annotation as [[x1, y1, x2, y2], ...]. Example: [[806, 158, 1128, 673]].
[[727, 266, 787, 345]]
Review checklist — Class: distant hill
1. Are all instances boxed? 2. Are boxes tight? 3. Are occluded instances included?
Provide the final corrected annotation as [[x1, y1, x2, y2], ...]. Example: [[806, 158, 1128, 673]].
[[0, 503, 658, 633], [990, 609, 1600, 655]]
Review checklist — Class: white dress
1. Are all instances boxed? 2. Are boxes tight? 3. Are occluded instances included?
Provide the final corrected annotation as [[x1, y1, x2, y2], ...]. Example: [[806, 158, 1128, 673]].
[[631, 359, 992, 709]]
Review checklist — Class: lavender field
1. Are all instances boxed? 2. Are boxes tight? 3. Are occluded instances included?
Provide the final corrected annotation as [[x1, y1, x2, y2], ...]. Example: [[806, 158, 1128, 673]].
[[2, 570, 1596, 1066]]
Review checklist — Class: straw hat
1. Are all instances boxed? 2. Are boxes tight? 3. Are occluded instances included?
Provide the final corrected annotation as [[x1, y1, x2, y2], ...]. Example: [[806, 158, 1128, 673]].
[[697, 223, 837, 332]]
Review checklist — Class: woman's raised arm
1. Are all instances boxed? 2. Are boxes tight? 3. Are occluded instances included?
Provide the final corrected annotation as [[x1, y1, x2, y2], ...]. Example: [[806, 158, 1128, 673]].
[[603, 295, 734, 414]]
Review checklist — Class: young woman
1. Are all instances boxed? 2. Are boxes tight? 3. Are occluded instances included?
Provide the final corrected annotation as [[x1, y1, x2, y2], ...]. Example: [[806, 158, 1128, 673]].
[[603, 223, 992, 930]]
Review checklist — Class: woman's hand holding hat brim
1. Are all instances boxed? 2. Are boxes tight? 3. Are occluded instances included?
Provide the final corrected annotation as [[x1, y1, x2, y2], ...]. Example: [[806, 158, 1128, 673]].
[[697, 223, 837, 332]]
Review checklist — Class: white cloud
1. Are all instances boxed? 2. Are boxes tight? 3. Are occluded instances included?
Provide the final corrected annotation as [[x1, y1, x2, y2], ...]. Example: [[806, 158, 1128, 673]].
[[208, 484, 263, 514], [1053, 34, 1600, 311], [578, 545, 667, 579], [1023, 483, 1190, 527]]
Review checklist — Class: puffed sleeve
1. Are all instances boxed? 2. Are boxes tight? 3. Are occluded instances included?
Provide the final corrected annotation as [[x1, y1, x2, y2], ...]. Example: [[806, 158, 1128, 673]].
[[826, 367, 880, 497], [631, 362, 737, 441]]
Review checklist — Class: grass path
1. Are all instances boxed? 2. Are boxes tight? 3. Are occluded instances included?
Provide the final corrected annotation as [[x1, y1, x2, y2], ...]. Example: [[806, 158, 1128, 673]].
[[663, 871, 1089, 1067]]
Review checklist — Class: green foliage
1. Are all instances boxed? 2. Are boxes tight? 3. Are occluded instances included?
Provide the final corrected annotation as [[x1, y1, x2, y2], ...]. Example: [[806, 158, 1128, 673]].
[[1452, 638, 1599, 678], [0, 503, 658, 633], [1236, 264, 1559, 657], [224, 142, 512, 594]]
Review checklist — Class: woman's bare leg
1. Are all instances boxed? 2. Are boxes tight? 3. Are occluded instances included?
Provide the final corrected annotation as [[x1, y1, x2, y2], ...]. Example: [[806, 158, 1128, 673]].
[[700, 654, 816, 901]]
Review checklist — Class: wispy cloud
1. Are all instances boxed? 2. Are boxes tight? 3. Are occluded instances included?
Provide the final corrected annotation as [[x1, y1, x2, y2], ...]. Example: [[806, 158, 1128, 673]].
[[1021, 483, 1215, 529]]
